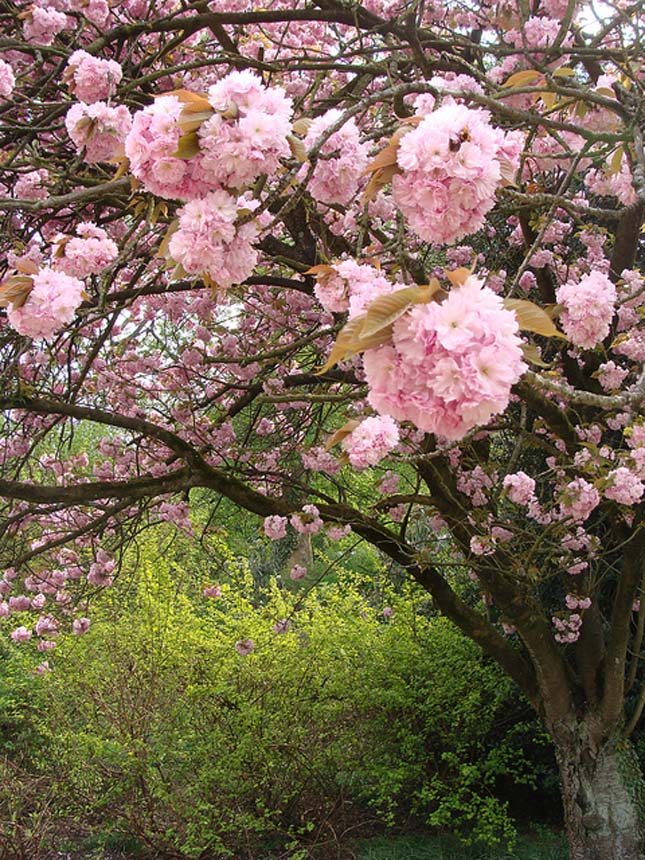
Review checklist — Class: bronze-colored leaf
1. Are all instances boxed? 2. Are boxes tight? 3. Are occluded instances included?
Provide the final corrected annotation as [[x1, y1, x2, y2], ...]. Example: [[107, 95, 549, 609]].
[[305, 264, 335, 278], [446, 267, 473, 288], [324, 419, 361, 451], [13, 258, 39, 275], [158, 219, 179, 259], [178, 108, 214, 134], [287, 134, 308, 162], [292, 117, 312, 136], [521, 343, 551, 368], [504, 298, 566, 338], [316, 315, 393, 374], [163, 89, 211, 109], [360, 281, 442, 339], [503, 69, 542, 88], [0, 276, 34, 309]]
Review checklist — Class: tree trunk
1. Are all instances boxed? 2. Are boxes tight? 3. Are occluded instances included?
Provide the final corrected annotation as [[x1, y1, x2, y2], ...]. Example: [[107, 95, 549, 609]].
[[552, 719, 645, 860]]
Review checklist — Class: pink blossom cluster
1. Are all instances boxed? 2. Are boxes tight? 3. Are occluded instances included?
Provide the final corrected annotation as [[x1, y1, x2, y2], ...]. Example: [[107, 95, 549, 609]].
[[559, 478, 600, 523], [363, 276, 526, 440], [53, 223, 118, 278], [597, 360, 628, 391], [312, 259, 394, 317], [341, 415, 400, 469], [168, 191, 259, 289], [565, 593, 592, 611], [552, 613, 583, 644], [23, 6, 69, 45], [65, 50, 122, 103], [75, 0, 110, 27], [290, 505, 323, 535], [87, 549, 116, 587], [392, 103, 522, 245], [198, 70, 293, 190], [72, 617, 91, 634], [503, 471, 536, 505], [302, 109, 369, 205], [235, 638, 255, 655], [289, 564, 307, 581], [507, 16, 562, 49], [66, 102, 132, 163], [556, 272, 617, 349], [14, 169, 48, 200], [604, 467, 644, 505], [0, 58, 15, 98], [585, 163, 636, 206], [203, 585, 222, 598], [125, 95, 217, 200], [6, 267, 85, 341], [263, 515, 288, 540]]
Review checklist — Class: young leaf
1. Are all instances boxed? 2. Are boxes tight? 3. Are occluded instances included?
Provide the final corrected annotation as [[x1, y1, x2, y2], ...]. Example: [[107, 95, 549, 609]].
[[503, 69, 542, 88], [504, 298, 566, 338], [317, 316, 393, 374], [360, 282, 442, 339], [324, 419, 361, 451], [173, 132, 201, 159]]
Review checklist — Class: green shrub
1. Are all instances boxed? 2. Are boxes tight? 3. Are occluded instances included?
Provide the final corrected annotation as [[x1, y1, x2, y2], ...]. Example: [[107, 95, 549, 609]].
[[7, 532, 541, 857]]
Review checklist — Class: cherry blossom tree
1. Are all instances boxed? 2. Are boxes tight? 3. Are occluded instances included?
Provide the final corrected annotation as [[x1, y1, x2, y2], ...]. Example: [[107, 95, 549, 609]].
[[0, 1, 644, 857]]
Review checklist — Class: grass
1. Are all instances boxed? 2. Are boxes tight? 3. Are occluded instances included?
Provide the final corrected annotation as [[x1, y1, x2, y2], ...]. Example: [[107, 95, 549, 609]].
[[354, 832, 568, 860]]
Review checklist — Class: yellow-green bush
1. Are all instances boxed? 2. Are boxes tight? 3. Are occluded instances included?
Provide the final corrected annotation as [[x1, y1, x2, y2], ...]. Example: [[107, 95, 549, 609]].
[[21, 533, 537, 857]]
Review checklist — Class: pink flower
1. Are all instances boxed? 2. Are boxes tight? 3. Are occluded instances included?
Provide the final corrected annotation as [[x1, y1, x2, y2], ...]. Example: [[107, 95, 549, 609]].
[[312, 259, 394, 317], [263, 515, 288, 540], [290, 505, 323, 535], [363, 277, 526, 440], [274, 618, 292, 634], [53, 223, 118, 278], [341, 415, 400, 469], [202, 585, 222, 598], [235, 638, 255, 656], [198, 70, 292, 189], [556, 272, 617, 349], [393, 103, 521, 245], [65, 51, 122, 104], [168, 191, 259, 289], [503, 471, 536, 505], [10, 626, 32, 643], [23, 6, 69, 45], [72, 617, 91, 635], [6, 268, 85, 341], [289, 564, 307, 581], [382, 606, 395, 618], [604, 467, 644, 505], [0, 59, 15, 98], [560, 478, 601, 523], [66, 102, 132, 164], [302, 110, 369, 205]]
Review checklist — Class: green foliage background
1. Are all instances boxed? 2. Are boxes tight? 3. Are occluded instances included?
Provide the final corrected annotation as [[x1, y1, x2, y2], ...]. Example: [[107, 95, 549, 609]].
[[0, 528, 555, 859]]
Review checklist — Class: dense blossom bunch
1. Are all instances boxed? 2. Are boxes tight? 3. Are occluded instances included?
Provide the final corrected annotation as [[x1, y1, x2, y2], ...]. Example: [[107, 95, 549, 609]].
[[341, 416, 400, 469], [66, 102, 132, 163], [22, 6, 69, 45], [290, 505, 323, 535], [392, 104, 522, 245], [312, 260, 394, 316], [556, 272, 617, 349], [53, 223, 118, 278], [125, 96, 217, 200], [6, 268, 85, 340], [263, 515, 288, 540], [363, 276, 526, 440], [168, 191, 259, 289], [503, 471, 536, 505], [585, 163, 637, 206], [302, 110, 369, 205], [65, 51, 122, 103], [559, 478, 601, 523], [604, 467, 644, 505], [0, 59, 15, 98], [198, 70, 293, 190]]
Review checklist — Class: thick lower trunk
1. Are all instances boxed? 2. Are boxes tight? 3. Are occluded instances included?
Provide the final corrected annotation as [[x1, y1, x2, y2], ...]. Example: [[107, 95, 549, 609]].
[[553, 721, 645, 860]]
